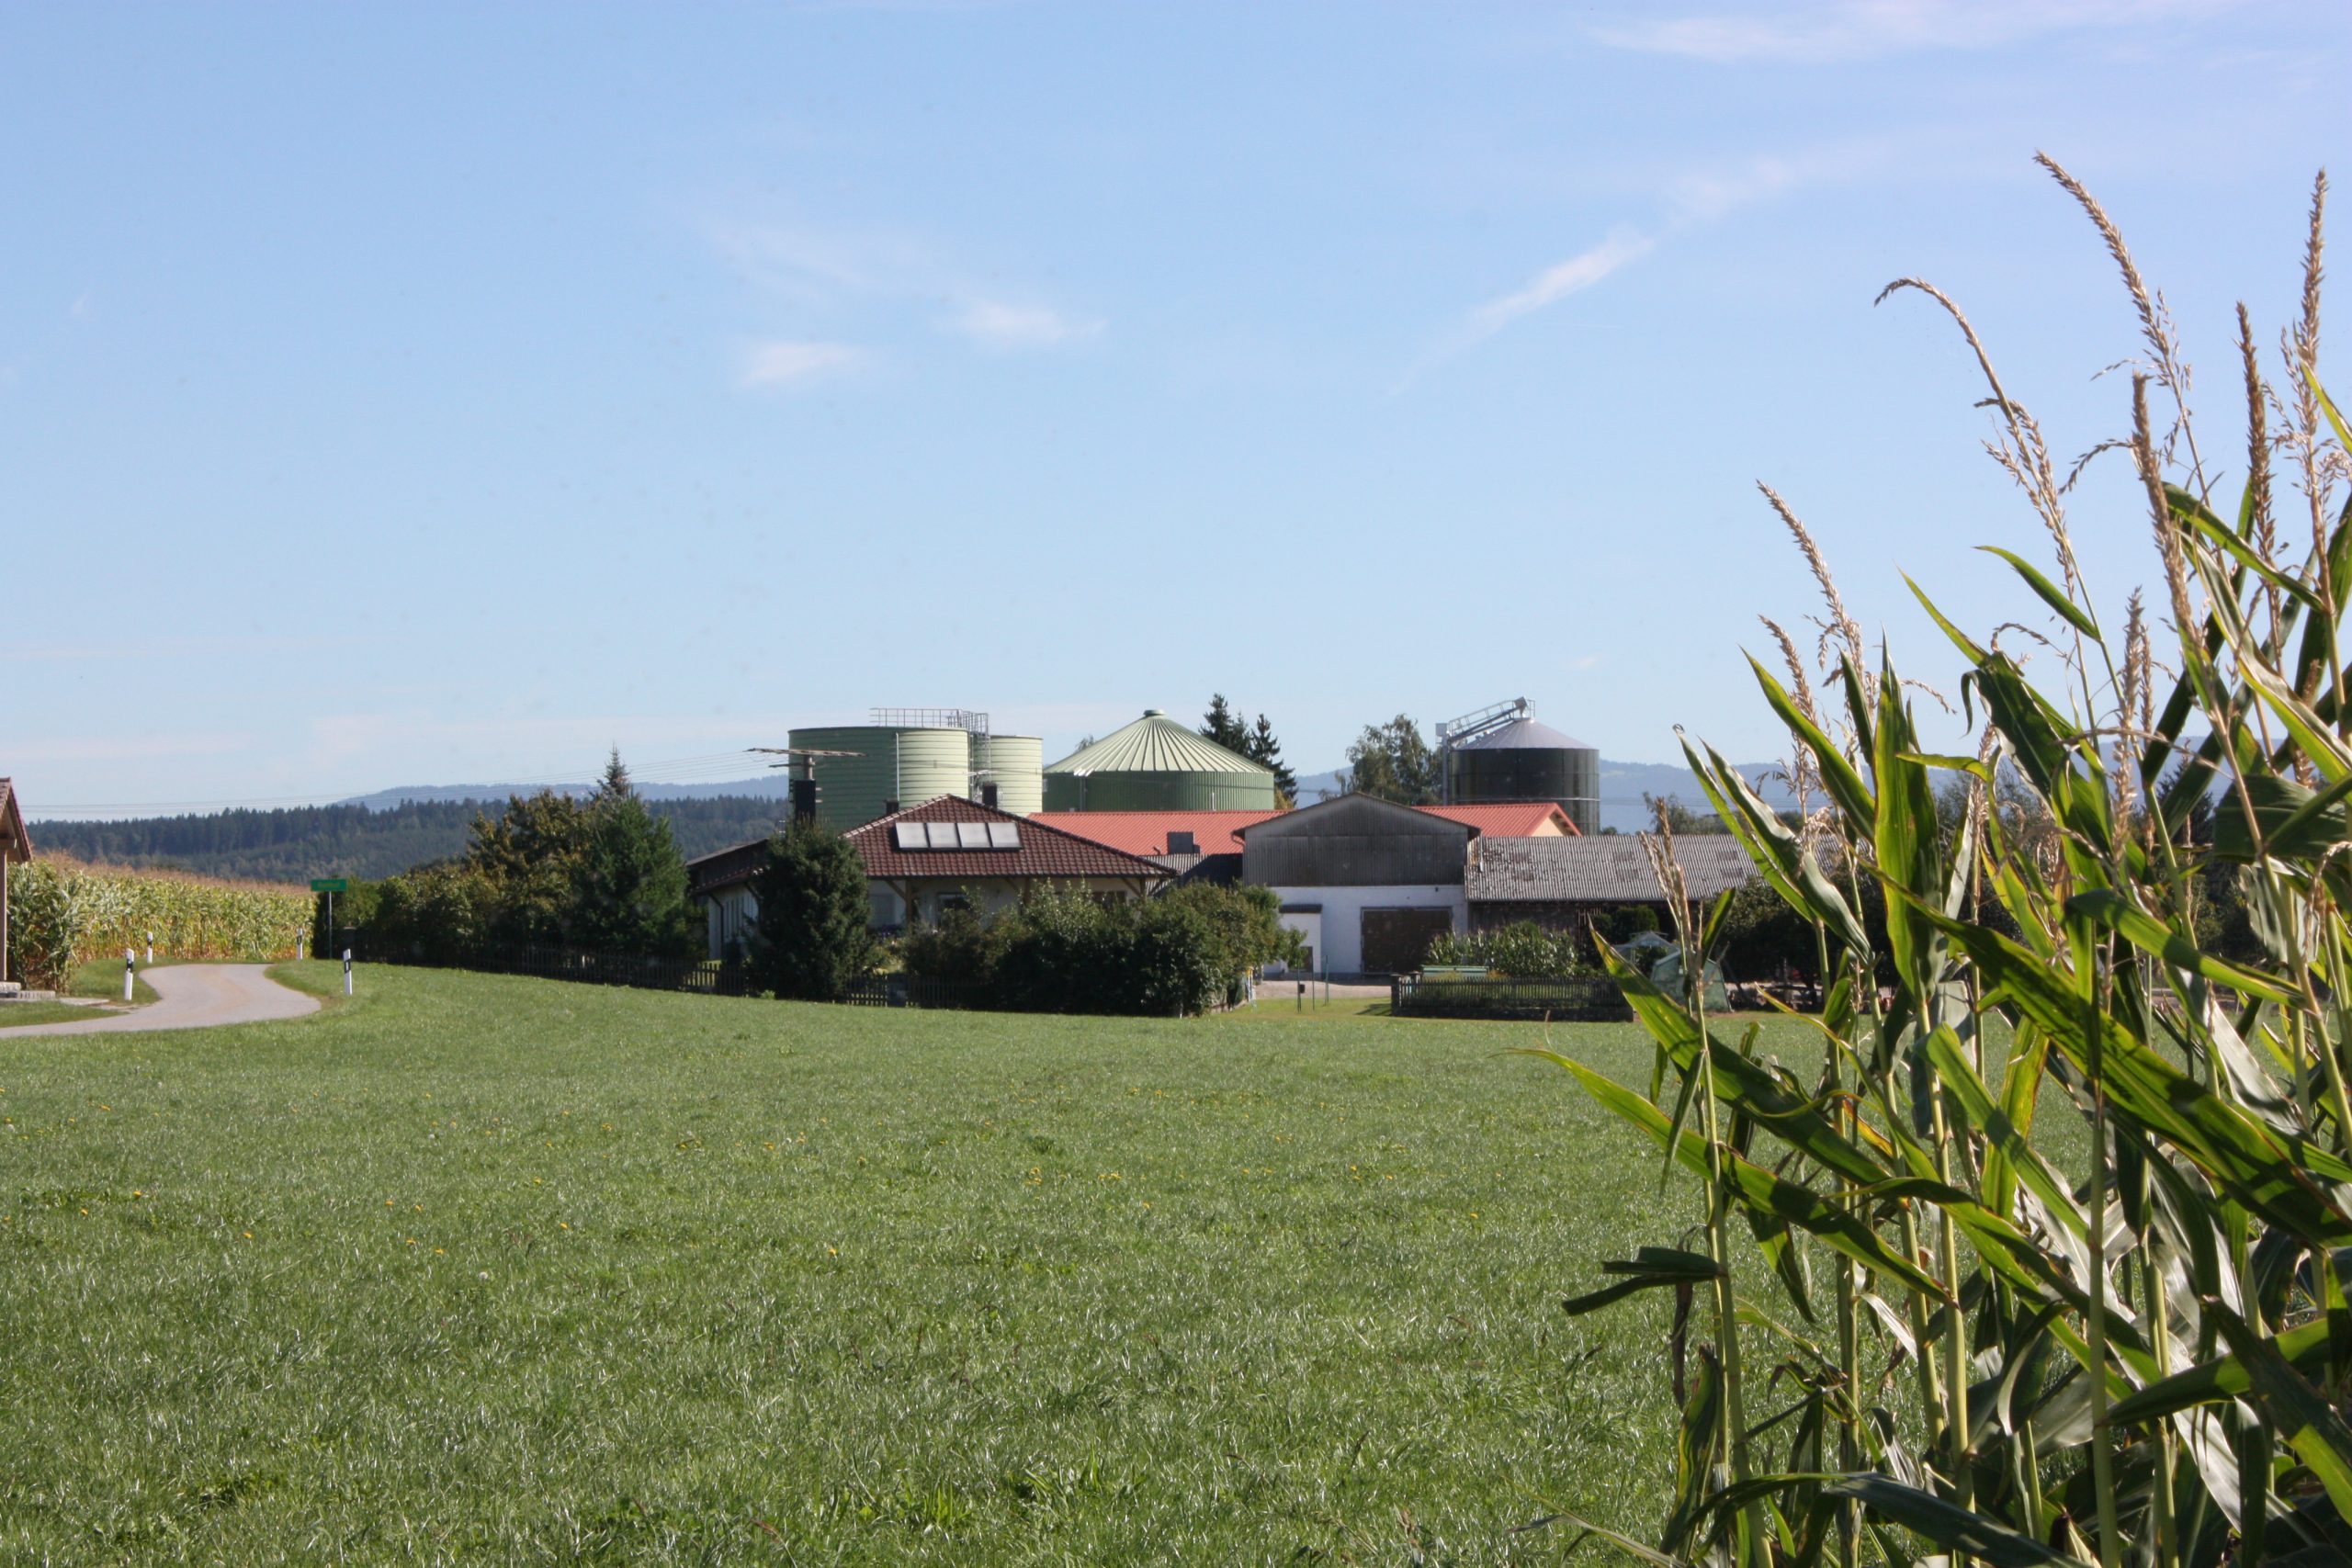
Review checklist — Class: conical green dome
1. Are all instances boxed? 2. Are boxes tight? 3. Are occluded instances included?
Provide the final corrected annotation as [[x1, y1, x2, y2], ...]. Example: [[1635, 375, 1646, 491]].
[[1044, 709, 1278, 812]]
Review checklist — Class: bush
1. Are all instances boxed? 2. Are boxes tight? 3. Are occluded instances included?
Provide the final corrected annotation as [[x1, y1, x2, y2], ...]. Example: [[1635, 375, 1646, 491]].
[[1424, 920, 1589, 978], [904, 883, 1294, 1016], [366, 863, 495, 966]]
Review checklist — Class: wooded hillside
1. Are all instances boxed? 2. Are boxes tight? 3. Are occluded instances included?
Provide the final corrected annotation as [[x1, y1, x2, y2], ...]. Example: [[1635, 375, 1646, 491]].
[[31, 796, 786, 883]]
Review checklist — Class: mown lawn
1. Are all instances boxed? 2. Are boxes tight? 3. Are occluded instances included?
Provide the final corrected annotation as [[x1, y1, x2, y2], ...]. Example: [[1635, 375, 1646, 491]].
[[0, 963, 1826, 1564]]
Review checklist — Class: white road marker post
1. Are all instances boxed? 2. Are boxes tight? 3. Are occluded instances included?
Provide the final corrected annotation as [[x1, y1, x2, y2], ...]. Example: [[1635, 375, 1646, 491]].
[[124, 947, 135, 1003], [344, 949, 354, 998], [145, 931, 154, 965]]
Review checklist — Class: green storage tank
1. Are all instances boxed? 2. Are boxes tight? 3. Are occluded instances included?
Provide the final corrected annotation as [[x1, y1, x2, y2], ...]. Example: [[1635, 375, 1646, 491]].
[[788, 725, 972, 830], [977, 734, 1044, 817], [1043, 709, 1278, 812]]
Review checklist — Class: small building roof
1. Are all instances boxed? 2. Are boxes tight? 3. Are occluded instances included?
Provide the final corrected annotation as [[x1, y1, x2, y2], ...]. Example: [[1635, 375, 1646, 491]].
[[1031, 808, 1285, 857], [0, 780, 29, 864], [1045, 709, 1273, 777], [1417, 802, 1578, 837], [1236, 791, 1475, 840], [1466, 835, 1757, 905]]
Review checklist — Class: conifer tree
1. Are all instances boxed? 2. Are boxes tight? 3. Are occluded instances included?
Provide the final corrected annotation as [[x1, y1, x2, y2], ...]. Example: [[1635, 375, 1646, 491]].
[[1245, 713, 1297, 804], [750, 820, 876, 1000]]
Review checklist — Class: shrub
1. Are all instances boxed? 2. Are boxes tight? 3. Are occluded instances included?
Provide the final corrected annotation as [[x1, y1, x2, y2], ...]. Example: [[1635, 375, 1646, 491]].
[[905, 883, 1294, 1016], [1424, 920, 1588, 977]]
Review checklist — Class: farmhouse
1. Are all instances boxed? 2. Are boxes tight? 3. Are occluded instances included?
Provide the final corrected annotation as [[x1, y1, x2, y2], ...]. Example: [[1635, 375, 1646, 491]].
[[0, 780, 27, 986], [684, 795, 1171, 955], [1464, 835, 1758, 938]]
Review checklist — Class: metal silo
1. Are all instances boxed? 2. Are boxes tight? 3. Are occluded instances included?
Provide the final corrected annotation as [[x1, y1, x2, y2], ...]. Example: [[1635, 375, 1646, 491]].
[[1443, 717, 1601, 835], [978, 734, 1044, 817], [1043, 708, 1278, 812], [787, 725, 972, 830]]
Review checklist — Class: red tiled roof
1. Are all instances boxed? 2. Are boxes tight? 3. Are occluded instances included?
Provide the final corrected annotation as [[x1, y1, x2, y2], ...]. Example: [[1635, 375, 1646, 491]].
[[1029, 808, 1285, 857], [853, 796, 1170, 881], [686, 797, 1174, 893], [1418, 802, 1579, 837]]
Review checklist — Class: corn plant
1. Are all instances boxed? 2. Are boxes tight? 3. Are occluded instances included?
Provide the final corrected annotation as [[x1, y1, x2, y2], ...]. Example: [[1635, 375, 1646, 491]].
[[1531, 160, 2351, 1568], [5, 860, 311, 985]]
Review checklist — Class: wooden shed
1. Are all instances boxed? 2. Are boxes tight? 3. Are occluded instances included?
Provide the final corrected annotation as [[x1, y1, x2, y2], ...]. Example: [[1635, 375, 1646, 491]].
[[0, 780, 31, 986]]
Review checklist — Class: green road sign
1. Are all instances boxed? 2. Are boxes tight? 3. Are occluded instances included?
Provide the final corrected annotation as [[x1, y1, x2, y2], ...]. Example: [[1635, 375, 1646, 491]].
[[310, 877, 349, 893]]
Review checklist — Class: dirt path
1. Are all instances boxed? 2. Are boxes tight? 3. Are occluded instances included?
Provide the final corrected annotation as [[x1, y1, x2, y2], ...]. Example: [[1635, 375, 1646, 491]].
[[0, 964, 320, 1038]]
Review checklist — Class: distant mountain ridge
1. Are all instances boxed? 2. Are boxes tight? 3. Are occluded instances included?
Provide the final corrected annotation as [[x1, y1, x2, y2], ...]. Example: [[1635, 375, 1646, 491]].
[[34, 795, 792, 883], [339, 776, 794, 810]]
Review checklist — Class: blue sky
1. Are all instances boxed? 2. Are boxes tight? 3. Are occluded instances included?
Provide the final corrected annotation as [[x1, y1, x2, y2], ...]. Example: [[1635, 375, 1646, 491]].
[[4, 1, 2346, 816]]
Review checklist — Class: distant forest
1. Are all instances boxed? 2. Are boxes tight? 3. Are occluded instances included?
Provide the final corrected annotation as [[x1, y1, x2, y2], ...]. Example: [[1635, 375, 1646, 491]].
[[31, 796, 789, 884]]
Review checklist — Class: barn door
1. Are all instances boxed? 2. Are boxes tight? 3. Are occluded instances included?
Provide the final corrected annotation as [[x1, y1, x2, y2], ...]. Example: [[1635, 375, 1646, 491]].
[[1359, 907, 1453, 975]]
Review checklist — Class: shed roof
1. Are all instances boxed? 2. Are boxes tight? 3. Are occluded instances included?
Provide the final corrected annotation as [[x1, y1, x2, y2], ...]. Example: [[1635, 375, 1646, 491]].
[[1030, 808, 1284, 857], [1466, 836, 1757, 904], [1045, 710, 1272, 777], [1418, 802, 1578, 837], [0, 780, 29, 864]]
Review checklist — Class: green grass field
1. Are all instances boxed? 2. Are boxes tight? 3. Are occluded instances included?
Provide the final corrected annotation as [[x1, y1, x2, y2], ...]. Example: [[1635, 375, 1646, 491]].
[[0, 962, 1828, 1564]]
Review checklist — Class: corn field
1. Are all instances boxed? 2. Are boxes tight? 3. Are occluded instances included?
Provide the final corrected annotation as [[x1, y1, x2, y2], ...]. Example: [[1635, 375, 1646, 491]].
[[1531, 160, 2352, 1568], [5, 859, 310, 988]]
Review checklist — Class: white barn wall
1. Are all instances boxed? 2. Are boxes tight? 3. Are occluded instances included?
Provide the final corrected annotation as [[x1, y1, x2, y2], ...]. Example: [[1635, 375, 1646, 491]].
[[1264, 883, 1464, 976]]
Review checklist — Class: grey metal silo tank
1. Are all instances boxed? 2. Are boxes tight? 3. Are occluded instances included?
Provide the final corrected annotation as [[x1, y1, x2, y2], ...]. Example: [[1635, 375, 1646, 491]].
[[1444, 718, 1601, 834]]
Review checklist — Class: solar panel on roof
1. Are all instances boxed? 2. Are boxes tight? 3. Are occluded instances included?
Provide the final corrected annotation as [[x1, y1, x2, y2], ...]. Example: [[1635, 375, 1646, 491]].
[[893, 823, 928, 852], [921, 822, 956, 850], [985, 821, 1020, 850], [956, 821, 989, 850]]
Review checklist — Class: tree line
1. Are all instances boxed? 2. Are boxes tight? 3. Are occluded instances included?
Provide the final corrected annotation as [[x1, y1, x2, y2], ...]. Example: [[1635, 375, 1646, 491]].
[[42, 793, 788, 883]]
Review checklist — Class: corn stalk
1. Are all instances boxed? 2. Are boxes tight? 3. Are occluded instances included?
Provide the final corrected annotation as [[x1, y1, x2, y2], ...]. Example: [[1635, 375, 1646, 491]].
[[1529, 164, 2352, 1568]]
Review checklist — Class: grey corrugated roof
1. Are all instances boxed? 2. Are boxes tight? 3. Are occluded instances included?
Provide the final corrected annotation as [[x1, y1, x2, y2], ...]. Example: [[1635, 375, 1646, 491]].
[[1466, 836, 1757, 904], [1453, 717, 1594, 751]]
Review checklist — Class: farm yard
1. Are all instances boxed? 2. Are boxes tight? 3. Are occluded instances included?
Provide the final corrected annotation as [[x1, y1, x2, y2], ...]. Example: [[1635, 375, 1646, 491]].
[[0, 961, 1765, 1564]]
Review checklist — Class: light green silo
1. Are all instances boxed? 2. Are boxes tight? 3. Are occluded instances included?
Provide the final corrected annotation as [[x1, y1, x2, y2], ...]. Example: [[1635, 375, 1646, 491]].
[[978, 735, 1044, 817], [1043, 708, 1278, 812], [788, 725, 972, 830]]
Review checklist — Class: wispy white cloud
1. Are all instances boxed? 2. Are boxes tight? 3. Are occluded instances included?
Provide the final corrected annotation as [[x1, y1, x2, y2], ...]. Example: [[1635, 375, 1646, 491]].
[[1463, 227, 1656, 343], [739, 339, 865, 389], [1440, 141, 1902, 358], [1592, 0, 2244, 64], [949, 299, 1103, 349], [712, 215, 1102, 366]]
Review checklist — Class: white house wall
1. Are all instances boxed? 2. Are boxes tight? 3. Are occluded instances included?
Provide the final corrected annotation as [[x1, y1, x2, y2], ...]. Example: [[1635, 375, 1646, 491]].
[[1264, 884, 1464, 976]]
